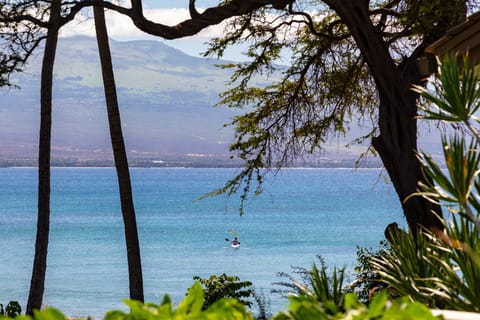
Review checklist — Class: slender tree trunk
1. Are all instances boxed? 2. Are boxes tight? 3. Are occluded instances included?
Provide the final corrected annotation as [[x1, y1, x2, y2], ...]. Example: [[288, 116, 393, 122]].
[[93, 6, 144, 302], [326, 0, 443, 233], [26, 0, 61, 315]]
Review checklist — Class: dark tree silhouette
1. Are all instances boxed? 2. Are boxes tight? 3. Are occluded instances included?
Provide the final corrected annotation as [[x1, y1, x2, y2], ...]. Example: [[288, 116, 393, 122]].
[[26, 0, 62, 314], [0, 2, 472, 312], [93, 5, 144, 302]]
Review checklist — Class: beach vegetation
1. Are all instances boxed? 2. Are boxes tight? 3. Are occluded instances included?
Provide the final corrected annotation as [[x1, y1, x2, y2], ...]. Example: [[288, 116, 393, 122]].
[[251, 290, 272, 320], [0, 283, 439, 320], [369, 55, 480, 312], [0, 301, 21, 318], [273, 256, 347, 313], [273, 291, 438, 320], [105, 282, 254, 320], [350, 242, 393, 304], [192, 274, 254, 310]]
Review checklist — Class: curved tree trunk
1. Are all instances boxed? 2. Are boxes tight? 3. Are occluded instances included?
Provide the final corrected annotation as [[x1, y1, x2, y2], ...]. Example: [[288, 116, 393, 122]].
[[325, 0, 443, 234], [93, 6, 144, 302], [26, 0, 61, 315]]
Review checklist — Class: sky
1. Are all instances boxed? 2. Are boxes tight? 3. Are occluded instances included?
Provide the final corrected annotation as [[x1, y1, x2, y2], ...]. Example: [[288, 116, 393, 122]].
[[59, 1, 245, 60]]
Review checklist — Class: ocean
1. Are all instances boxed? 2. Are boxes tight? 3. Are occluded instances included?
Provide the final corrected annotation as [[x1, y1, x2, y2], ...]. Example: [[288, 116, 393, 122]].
[[0, 167, 404, 317]]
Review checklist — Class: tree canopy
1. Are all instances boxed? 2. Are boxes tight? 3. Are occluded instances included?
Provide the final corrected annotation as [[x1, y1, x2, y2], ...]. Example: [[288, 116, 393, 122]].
[[2, 0, 479, 313], [201, 0, 478, 232], [1, 0, 477, 231]]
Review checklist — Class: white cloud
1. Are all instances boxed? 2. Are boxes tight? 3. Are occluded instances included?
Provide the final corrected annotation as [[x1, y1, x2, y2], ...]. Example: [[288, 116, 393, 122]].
[[59, 7, 227, 41]]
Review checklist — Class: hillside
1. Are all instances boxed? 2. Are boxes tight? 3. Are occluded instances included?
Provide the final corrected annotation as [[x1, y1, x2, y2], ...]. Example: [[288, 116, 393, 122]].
[[0, 36, 242, 166], [0, 36, 440, 167]]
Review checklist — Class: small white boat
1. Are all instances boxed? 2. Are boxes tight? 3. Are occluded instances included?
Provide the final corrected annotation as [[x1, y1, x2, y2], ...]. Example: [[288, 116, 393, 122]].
[[226, 237, 240, 249]]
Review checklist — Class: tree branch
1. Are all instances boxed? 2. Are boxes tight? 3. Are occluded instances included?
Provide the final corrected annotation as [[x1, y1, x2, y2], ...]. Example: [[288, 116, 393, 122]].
[[287, 3, 349, 40], [189, 0, 200, 19]]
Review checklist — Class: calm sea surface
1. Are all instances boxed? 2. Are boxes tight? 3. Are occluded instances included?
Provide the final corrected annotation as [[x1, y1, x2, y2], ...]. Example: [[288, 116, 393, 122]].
[[0, 167, 404, 317]]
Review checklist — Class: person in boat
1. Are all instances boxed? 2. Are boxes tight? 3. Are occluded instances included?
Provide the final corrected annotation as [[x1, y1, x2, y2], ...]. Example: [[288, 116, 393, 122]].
[[231, 237, 240, 246]]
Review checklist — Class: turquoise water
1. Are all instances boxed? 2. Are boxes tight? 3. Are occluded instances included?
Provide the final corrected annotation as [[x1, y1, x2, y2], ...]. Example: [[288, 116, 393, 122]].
[[0, 167, 404, 317]]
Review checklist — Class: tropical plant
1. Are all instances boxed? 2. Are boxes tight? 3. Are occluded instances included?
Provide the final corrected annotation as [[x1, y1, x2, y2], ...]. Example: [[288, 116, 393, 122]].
[[0, 283, 254, 320], [273, 257, 347, 314], [351, 241, 393, 304], [106, 282, 254, 320], [273, 291, 439, 320], [371, 55, 480, 312], [0, 301, 21, 318], [0, 285, 441, 320], [192, 274, 254, 310], [251, 289, 272, 320]]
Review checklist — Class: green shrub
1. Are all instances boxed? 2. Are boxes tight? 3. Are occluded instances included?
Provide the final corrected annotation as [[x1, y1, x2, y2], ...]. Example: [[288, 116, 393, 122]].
[[370, 55, 480, 312], [106, 282, 253, 320], [0, 302, 21, 318], [350, 241, 393, 304], [251, 289, 271, 320], [273, 291, 439, 320], [0, 283, 442, 320], [192, 274, 254, 310], [273, 256, 347, 314]]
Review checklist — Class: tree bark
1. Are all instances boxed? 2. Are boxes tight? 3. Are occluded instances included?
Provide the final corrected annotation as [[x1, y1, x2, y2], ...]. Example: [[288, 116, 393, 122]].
[[94, 5, 144, 302], [326, 0, 443, 233], [26, 0, 61, 315]]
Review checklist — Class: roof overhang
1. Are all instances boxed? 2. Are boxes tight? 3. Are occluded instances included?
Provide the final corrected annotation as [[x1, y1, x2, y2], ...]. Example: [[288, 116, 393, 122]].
[[426, 11, 480, 61], [418, 11, 480, 76]]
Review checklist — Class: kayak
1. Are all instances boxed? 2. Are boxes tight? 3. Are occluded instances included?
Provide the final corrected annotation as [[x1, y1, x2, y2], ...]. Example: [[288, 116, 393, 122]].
[[231, 243, 240, 249]]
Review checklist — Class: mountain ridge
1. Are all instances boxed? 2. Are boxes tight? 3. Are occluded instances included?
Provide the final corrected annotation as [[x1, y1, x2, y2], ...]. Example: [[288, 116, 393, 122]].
[[0, 36, 241, 164], [0, 36, 436, 168]]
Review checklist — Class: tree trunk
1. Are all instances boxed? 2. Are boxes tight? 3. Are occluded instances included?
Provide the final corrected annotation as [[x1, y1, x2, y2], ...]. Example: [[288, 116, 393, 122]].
[[93, 6, 144, 302], [326, 0, 443, 233], [26, 0, 61, 315]]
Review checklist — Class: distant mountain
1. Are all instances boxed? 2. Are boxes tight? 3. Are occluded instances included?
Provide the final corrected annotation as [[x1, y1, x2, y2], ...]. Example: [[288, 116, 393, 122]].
[[0, 36, 241, 164], [0, 36, 441, 167]]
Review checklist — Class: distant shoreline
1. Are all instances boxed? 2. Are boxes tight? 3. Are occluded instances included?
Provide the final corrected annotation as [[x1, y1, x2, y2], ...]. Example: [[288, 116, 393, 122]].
[[0, 163, 384, 169], [0, 152, 392, 169]]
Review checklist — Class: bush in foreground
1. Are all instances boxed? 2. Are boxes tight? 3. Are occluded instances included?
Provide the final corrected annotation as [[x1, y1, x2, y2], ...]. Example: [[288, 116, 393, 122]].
[[371, 55, 480, 312], [0, 281, 441, 320]]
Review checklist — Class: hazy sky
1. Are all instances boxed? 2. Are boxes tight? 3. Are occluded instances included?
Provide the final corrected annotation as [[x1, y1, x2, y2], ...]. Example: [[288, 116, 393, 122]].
[[60, 1, 243, 60]]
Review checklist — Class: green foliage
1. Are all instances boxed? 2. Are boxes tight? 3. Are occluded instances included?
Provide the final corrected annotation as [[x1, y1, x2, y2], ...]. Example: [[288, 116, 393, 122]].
[[0, 307, 66, 320], [398, 0, 467, 43], [0, 1, 49, 87], [251, 290, 271, 320], [273, 291, 439, 320], [192, 274, 254, 310], [351, 241, 393, 304], [0, 301, 21, 318], [0, 286, 439, 320], [0, 279, 442, 320], [371, 55, 480, 312], [106, 282, 253, 320], [370, 231, 450, 308], [371, 218, 480, 311], [0, 283, 254, 320], [201, 0, 477, 211], [273, 257, 347, 314], [29, 308, 67, 320], [414, 55, 480, 124]]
